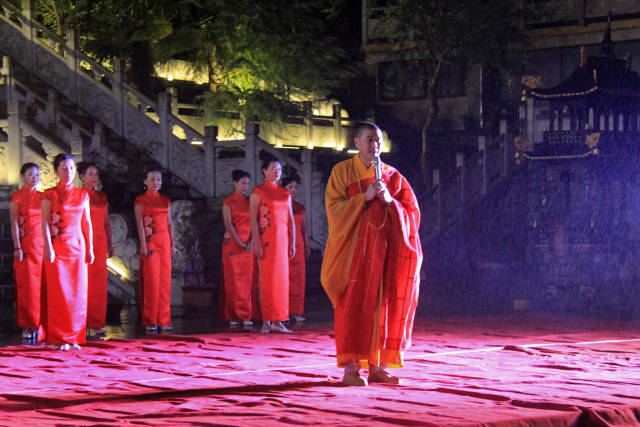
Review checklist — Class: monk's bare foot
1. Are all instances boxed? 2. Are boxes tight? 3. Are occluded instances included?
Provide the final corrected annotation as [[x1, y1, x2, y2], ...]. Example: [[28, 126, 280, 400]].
[[271, 321, 292, 334], [367, 369, 400, 384], [342, 372, 367, 386]]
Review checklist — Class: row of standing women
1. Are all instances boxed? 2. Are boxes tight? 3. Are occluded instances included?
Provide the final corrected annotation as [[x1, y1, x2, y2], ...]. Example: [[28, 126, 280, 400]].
[[222, 156, 309, 334], [10, 154, 173, 349], [11, 153, 307, 348]]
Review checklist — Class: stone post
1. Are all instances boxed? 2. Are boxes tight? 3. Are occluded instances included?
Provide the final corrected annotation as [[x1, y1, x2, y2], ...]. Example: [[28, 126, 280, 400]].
[[303, 101, 313, 147], [7, 100, 24, 185], [65, 28, 78, 104], [333, 103, 341, 150], [245, 123, 259, 180], [20, 0, 34, 71], [204, 125, 217, 198], [456, 152, 464, 204], [301, 148, 313, 239], [158, 91, 170, 168], [112, 59, 124, 141], [479, 136, 487, 195], [70, 124, 82, 162], [433, 169, 441, 233]]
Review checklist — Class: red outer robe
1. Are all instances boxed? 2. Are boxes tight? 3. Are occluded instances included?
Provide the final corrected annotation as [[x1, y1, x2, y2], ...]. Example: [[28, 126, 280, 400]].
[[252, 182, 291, 321], [289, 200, 306, 316], [10, 187, 44, 329], [135, 191, 172, 327], [222, 192, 257, 321], [321, 155, 422, 369], [39, 182, 90, 345], [86, 190, 108, 329]]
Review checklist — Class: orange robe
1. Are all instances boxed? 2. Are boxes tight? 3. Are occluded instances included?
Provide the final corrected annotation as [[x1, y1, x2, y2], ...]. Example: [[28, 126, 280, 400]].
[[10, 187, 44, 329], [252, 182, 291, 321], [39, 182, 90, 345], [321, 155, 422, 369], [222, 192, 256, 321], [289, 200, 306, 316], [87, 190, 109, 329], [135, 191, 172, 327]]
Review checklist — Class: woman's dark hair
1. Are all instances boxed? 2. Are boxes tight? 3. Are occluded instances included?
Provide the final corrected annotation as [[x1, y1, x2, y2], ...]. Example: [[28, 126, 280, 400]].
[[231, 169, 250, 182], [52, 153, 74, 171], [261, 155, 281, 173], [281, 176, 300, 187], [144, 167, 163, 180], [20, 162, 39, 175], [77, 161, 98, 176]]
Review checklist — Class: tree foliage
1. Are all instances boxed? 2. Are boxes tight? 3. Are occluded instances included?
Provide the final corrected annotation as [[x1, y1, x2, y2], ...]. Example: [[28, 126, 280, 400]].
[[376, 0, 530, 182], [66, 0, 351, 123]]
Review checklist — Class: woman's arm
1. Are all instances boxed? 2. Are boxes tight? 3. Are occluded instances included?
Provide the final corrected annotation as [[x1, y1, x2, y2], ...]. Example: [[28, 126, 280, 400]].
[[288, 198, 296, 259], [249, 193, 262, 259], [222, 204, 247, 248], [301, 214, 310, 258], [82, 199, 95, 264], [134, 204, 148, 256], [167, 206, 176, 255], [9, 201, 23, 262], [41, 198, 54, 263], [105, 204, 113, 258]]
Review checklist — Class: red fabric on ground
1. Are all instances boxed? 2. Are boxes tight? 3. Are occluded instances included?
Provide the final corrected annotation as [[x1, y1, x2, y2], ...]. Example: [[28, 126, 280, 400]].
[[1, 314, 640, 425]]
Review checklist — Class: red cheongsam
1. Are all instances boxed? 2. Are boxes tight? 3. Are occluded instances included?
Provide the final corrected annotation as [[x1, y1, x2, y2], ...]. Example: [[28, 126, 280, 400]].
[[289, 200, 306, 316], [86, 189, 109, 328], [135, 191, 172, 327], [39, 182, 90, 345], [252, 182, 291, 321], [221, 192, 257, 321], [10, 187, 44, 329]]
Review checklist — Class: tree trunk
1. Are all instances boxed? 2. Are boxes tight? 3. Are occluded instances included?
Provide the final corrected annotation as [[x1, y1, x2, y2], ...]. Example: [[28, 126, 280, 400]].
[[128, 41, 155, 97], [421, 65, 441, 188]]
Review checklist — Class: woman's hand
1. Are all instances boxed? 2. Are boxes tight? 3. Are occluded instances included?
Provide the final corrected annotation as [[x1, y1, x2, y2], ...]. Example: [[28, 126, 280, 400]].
[[45, 247, 55, 263], [14, 248, 23, 262], [86, 250, 95, 264], [289, 243, 296, 259], [139, 245, 148, 257], [246, 239, 254, 253], [254, 242, 263, 259]]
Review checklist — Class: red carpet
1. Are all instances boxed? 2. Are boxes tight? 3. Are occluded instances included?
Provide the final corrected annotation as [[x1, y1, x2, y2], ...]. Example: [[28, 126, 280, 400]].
[[1, 314, 640, 426]]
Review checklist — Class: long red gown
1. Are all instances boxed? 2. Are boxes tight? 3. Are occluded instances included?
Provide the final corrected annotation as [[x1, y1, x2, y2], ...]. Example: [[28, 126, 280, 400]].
[[252, 182, 291, 321], [10, 187, 44, 329], [39, 182, 90, 345], [86, 190, 109, 329], [289, 200, 306, 316], [222, 192, 256, 321], [135, 191, 172, 327]]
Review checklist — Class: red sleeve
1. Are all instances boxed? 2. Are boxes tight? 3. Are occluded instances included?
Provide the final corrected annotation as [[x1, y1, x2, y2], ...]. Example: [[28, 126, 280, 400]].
[[9, 190, 19, 204], [43, 188, 55, 202]]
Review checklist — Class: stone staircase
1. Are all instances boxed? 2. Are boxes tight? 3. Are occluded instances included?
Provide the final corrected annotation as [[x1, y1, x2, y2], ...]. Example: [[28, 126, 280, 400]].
[[0, 0, 334, 315]]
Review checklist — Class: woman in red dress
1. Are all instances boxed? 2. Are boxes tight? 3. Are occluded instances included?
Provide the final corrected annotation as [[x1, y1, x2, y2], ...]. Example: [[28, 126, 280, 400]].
[[222, 170, 256, 327], [250, 156, 296, 334], [78, 162, 113, 337], [10, 163, 44, 340], [282, 176, 310, 323], [135, 168, 174, 333], [40, 153, 94, 350]]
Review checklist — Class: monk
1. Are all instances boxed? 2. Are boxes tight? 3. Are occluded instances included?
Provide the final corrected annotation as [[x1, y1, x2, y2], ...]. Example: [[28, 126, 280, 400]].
[[321, 122, 422, 386]]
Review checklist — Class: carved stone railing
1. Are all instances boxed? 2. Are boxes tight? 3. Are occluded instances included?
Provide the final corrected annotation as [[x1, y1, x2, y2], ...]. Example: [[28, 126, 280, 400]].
[[420, 122, 515, 241], [0, 0, 209, 195]]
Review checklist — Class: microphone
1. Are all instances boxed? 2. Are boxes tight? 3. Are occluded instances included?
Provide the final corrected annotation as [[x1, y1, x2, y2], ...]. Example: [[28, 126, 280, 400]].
[[373, 155, 381, 181]]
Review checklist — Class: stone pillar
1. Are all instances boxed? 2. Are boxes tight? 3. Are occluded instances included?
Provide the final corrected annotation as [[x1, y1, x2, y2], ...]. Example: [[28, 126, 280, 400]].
[[479, 136, 487, 195], [433, 169, 441, 233], [245, 123, 259, 180], [204, 125, 217, 198], [70, 124, 83, 162], [158, 91, 170, 168], [303, 101, 313, 147], [456, 152, 464, 204], [7, 100, 24, 185], [112, 59, 124, 140], [65, 28, 78, 104], [90, 121, 104, 152], [333, 104, 341, 150], [301, 149, 313, 239], [45, 88, 58, 128]]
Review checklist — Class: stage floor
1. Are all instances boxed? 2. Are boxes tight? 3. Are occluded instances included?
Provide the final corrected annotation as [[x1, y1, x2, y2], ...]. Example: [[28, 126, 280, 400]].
[[1, 314, 640, 426]]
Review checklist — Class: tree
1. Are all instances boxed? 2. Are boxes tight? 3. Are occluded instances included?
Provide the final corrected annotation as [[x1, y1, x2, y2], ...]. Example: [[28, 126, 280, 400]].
[[68, 0, 351, 121], [377, 0, 530, 184]]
